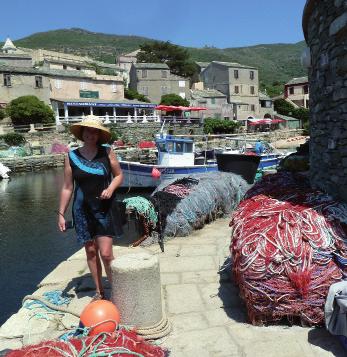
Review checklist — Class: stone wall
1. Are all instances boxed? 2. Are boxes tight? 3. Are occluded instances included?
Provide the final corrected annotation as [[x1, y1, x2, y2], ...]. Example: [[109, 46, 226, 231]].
[[2, 154, 65, 173], [303, 0, 347, 201]]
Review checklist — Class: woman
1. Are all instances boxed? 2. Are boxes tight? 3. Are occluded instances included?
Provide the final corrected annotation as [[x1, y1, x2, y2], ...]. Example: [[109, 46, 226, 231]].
[[58, 116, 123, 300]]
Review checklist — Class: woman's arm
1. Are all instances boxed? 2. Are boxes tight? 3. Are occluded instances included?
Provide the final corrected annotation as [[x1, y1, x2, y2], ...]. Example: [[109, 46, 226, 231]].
[[58, 155, 74, 231], [100, 148, 123, 199]]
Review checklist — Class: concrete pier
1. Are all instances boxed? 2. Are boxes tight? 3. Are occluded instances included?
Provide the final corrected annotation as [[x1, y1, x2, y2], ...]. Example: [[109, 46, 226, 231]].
[[0, 218, 344, 356]]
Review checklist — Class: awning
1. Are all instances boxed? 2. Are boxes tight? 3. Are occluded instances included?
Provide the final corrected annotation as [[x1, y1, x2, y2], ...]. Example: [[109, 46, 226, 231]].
[[155, 105, 207, 112], [51, 98, 156, 109], [247, 118, 285, 126]]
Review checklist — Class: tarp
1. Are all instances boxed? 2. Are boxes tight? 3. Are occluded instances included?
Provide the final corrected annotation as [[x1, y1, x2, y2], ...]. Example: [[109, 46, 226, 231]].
[[247, 118, 285, 126], [155, 105, 207, 112]]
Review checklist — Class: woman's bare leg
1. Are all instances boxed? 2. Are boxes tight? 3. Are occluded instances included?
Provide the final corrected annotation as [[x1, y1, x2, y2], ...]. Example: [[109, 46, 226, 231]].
[[85, 240, 103, 294], [96, 236, 114, 284]]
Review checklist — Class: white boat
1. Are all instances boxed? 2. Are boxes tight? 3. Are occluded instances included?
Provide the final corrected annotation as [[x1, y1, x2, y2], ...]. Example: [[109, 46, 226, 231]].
[[120, 135, 217, 188], [0, 162, 10, 179]]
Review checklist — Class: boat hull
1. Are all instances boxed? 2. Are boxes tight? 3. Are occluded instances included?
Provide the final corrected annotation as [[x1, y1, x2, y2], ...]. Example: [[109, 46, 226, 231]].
[[120, 161, 218, 188]]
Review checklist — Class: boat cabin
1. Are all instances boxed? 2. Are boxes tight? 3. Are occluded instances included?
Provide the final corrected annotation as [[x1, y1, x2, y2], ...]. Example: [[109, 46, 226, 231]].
[[156, 135, 195, 167]]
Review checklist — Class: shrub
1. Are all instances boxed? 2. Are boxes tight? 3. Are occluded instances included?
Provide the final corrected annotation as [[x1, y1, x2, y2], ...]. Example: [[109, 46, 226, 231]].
[[109, 127, 122, 143], [124, 89, 150, 103], [6, 95, 55, 125], [203, 118, 241, 134], [160, 93, 189, 107], [0, 132, 26, 146]]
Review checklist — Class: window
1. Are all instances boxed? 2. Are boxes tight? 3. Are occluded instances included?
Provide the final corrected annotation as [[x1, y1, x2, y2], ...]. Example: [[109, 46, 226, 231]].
[[3, 73, 11, 87], [161, 86, 168, 95], [250, 71, 254, 80], [55, 79, 62, 89], [234, 86, 239, 94], [161, 70, 167, 78], [179, 80, 186, 88], [63, 64, 67, 70], [289, 87, 294, 95], [185, 143, 193, 153], [303, 85, 309, 94], [251, 104, 255, 111], [211, 98, 216, 104], [80, 81, 87, 90], [35, 76, 43, 88], [234, 70, 239, 79], [111, 83, 117, 93], [175, 142, 183, 153], [142, 69, 147, 78], [250, 86, 255, 95], [141, 86, 148, 95], [179, 92, 186, 98]]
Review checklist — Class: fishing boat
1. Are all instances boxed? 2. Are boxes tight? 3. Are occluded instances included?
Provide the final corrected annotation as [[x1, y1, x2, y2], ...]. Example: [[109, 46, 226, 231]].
[[0, 162, 10, 179], [119, 134, 286, 188], [119, 135, 217, 188]]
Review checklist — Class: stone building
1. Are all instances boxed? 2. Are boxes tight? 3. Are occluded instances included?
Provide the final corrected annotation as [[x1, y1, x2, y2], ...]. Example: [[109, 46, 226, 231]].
[[284, 76, 309, 108], [129, 63, 190, 103], [303, 0, 347, 201], [259, 91, 274, 118], [201, 61, 260, 121], [190, 88, 233, 119], [116, 49, 140, 73]]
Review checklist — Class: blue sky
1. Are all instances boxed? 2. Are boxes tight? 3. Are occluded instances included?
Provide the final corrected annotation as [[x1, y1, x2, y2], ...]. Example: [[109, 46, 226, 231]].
[[2, 0, 307, 48]]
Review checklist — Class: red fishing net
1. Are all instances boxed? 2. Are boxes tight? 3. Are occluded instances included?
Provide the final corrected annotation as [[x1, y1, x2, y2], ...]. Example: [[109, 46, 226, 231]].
[[5, 329, 167, 357], [230, 172, 347, 325]]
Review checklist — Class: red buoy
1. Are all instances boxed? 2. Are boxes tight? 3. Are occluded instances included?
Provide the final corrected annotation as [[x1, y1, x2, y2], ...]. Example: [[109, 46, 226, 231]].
[[80, 300, 120, 336], [151, 167, 161, 179]]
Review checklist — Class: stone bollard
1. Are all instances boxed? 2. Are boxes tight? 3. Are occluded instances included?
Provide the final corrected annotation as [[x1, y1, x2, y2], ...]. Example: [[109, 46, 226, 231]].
[[111, 252, 163, 328]]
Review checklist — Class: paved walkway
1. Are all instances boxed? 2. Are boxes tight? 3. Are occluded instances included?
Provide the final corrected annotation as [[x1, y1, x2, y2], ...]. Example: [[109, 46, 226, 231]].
[[0, 218, 345, 356]]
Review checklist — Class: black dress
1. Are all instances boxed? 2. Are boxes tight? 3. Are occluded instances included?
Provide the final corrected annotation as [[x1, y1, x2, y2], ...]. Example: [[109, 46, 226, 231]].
[[68, 146, 119, 245]]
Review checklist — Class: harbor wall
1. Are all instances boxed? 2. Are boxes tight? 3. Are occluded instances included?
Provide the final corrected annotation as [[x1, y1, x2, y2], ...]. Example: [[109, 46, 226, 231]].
[[303, 0, 347, 201]]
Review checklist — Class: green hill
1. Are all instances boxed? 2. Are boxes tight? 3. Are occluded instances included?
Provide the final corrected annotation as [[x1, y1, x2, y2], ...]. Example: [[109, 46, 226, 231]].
[[8, 28, 307, 96]]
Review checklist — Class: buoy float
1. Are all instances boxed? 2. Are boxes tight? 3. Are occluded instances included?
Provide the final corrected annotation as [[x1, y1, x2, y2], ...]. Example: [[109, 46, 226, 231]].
[[151, 167, 161, 179], [80, 300, 120, 336]]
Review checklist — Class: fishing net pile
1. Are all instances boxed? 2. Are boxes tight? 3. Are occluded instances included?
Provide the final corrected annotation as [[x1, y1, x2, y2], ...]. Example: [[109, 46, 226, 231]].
[[5, 329, 167, 357], [151, 172, 249, 237], [230, 172, 347, 325]]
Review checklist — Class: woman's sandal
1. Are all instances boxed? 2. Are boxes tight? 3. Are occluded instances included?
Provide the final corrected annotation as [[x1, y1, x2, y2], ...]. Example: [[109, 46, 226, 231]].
[[92, 291, 105, 301]]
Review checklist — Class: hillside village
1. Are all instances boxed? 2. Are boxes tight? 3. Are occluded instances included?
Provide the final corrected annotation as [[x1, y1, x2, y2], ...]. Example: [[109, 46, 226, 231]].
[[0, 36, 308, 129]]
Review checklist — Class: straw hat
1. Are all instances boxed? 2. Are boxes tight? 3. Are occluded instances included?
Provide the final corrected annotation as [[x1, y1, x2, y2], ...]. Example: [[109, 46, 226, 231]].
[[70, 115, 111, 144]]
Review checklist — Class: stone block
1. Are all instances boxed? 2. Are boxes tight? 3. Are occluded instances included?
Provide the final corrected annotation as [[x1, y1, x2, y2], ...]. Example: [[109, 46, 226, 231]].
[[181, 270, 221, 284], [166, 284, 204, 314], [38, 260, 88, 287], [329, 12, 347, 35], [169, 312, 208, 333], [163, 327, 241, 357], [0, 337, 23, 352], [159, 256, 215, 273]]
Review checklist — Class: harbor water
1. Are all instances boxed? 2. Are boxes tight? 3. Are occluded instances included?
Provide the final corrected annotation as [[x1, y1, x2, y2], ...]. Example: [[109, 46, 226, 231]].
[[0, 169, 144, 325]]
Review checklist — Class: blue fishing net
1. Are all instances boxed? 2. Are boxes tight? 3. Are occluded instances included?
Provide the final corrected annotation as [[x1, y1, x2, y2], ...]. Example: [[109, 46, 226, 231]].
[[151, 172, 250, 238]]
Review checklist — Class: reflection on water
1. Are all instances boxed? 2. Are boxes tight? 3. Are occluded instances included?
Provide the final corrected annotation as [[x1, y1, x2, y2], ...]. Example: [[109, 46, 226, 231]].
[[0, 170, 80, 325]]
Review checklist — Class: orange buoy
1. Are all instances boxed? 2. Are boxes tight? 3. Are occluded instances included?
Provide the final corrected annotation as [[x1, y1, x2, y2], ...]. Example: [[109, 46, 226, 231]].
[[80, 300, 120, 336]]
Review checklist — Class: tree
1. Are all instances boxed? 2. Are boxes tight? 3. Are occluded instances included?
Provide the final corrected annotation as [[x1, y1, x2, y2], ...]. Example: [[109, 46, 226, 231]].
[[6, 96, 55, 125], [137, 41, 199, 79], [0, 108, 5, 120], [124, 88, 150, 103], [160, 94, 189, 107]]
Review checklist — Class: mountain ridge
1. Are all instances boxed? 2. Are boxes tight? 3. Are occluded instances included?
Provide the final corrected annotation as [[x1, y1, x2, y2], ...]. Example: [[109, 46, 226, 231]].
[[3, 28, 307, 95]]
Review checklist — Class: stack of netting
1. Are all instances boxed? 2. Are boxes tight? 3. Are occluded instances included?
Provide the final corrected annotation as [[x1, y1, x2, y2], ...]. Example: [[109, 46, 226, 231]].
[[5, 330, 167, 357], [151, 172, 249, 237], [230, 172, 347, 325]]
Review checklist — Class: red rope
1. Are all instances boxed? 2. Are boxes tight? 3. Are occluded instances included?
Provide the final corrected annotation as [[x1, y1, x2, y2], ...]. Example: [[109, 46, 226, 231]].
[[230, 172, 347, 325]]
